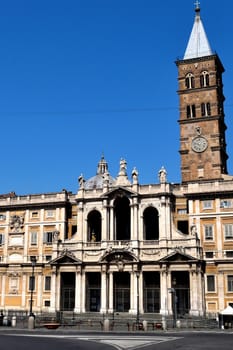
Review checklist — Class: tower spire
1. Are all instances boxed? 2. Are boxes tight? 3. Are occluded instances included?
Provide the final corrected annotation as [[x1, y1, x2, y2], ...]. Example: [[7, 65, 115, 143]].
[[183, 3, 212, 59]]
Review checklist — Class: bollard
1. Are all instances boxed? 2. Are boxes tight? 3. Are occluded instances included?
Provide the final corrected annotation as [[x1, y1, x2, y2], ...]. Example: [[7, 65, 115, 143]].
[[28, 315, 35, 329], [142, 320, 147, 331], [162, 316, 167, 331], [11, 316, 16, 327], [103, 318, 110, 331], [3, 316, 8, 326]]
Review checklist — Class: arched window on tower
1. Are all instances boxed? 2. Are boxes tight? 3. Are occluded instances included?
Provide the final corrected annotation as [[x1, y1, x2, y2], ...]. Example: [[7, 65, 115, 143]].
[[187, 105, 196, 118], [114, 196, 130, 241], [201, 102, 211, 117], [185, 73, 195, 89], [200, 71, 210, 87], [143, 207, 159, 240], [87, 210, 102, 242]]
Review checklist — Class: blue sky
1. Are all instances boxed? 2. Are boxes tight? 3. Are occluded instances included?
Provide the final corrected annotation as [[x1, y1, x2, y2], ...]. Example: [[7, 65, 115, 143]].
[[0, 0, 233, 194]]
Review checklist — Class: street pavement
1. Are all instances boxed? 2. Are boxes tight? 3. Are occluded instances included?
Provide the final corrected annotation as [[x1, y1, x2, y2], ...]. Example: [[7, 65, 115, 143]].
[[1, 326, 233, 350]]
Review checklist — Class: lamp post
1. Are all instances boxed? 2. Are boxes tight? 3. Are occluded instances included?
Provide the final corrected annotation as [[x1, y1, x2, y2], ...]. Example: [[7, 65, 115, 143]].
[[28, 256, 37, 329]]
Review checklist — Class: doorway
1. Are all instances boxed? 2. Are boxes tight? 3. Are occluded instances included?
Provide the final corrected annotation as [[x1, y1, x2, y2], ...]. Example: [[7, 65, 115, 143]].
[[114, 272, 130, 312], [60, 272, 75, 311]]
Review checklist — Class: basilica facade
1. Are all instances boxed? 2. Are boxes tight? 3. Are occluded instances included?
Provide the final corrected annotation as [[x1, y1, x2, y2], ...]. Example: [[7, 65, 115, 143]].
[[0, 4, 233, 318]]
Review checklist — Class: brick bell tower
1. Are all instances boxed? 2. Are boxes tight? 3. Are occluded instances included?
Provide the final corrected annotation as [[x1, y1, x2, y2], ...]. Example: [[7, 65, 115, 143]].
[[176, 2, 228, 183]]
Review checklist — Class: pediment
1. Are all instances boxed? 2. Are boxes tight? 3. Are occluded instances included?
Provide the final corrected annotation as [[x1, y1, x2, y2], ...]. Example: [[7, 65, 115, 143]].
[[50, 249, 81, 265], [102, 186, 137, 199], [159, 250, 198, 263]]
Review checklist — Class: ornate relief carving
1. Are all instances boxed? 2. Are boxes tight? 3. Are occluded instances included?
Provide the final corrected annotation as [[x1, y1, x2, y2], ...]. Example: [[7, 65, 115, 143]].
[[10, 215, 24, 232], [141, 249, 161, 256]]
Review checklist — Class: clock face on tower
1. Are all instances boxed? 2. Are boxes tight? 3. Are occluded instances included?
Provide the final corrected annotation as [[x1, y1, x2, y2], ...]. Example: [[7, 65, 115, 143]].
[[191, 136, 208, 153]]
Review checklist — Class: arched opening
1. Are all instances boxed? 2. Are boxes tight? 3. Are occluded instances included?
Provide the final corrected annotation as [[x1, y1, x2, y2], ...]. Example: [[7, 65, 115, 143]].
[[114, 196, 130, 240], [143, 207, 159, 240], [87, 210, 101, 242], [185, 73, 195, 89]]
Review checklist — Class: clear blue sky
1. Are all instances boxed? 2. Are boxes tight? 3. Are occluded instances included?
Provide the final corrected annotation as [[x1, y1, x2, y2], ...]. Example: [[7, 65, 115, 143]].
[[0, 0, 233, 194]]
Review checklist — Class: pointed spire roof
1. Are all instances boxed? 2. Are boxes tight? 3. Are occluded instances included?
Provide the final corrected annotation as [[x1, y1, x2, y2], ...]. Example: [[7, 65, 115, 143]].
[[184, 2, 213, 60]]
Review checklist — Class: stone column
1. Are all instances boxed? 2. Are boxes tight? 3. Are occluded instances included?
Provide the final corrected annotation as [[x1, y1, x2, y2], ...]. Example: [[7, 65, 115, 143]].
[[37, 273, 42, 310], [0, 274, 6, 308], [81, 271, 86, 312], [190, 266, 204, 316], [167, 270, 172, 314], [160, 266, 168, 315], [102, 200, 108, 241], [108, 272, 114, 313], [129, 271, 136, 314], [218, 271, 225, 312], [77, 202, 84, 242], [74, 267, 82, 313], [50, 268, 57, 312], [131, 198, 138, 241], [109, 205, 114, 241], [22, 273, 27, 308], [100, 266, 107, 313]]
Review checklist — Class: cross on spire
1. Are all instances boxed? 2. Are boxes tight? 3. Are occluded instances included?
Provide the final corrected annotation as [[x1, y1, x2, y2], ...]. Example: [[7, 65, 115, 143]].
[[194, 0, 200, 9]]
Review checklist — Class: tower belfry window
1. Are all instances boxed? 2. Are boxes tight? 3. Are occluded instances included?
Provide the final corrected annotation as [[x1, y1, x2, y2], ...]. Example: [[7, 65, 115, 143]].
[[185, 73, 195, 89], [200, 71, 210, 87], [187, 105, 196, 118], [201, 102, 211, 116]]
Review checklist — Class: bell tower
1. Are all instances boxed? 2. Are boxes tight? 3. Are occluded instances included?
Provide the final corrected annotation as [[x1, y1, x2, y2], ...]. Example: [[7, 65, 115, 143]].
[[176, 3, 228, 183]]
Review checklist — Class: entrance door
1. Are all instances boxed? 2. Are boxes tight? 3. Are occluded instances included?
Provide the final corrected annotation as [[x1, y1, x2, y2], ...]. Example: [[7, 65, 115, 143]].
[[171, 271, 190, 316], [114, 272, 130, 312], [60, 272, 75, 311], [86, 272, 101, 312], [143, 272, 160, 313]]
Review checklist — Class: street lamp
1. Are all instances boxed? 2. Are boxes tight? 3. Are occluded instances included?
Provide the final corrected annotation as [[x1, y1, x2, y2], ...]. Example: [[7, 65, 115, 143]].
[[28, 256, 37, 329]]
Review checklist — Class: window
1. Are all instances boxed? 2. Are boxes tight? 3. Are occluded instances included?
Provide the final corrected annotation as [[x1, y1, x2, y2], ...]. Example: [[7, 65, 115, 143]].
[[45, 255, 52, 261], [224, 224, 233, 240], [202, 200, 213, 209], [0, 214, 6, 221], [43, 231, 53, 244], [0, 234, 5, 246], [185, 73, 195, 89], [200, 71, 210, 87], [220, 200, 233, 209], [206, 251, 214, 259], [201, 102, 211, 116], [29, 276, 35, 291], [226, 251, 233, 258], [31, 211, 39, 218], [9, 277, 19, 292], [207, 275, 215, 292], [227, 276, 233, 292], [187, 104, 196, 118], [44, 276, 51, 291], [204, 225, 214, 240], [177, 220, 189, 234], [30, 231, 38, 246], [46, 210, 54, 218], [177, 209, 187, 214], [44, 300, 50, 307]]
